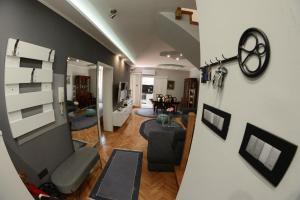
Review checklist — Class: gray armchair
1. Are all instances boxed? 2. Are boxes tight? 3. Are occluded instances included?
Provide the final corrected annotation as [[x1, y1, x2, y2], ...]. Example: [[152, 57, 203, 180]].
[[147, 129, 185, 171]]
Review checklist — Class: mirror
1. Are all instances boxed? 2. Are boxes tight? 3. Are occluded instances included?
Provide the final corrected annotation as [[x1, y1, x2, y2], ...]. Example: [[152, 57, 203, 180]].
[[66, 57, 102, 149]]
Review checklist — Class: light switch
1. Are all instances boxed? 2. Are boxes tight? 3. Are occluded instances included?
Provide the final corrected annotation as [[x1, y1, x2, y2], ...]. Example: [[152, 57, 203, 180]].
[[252, 138, 265, 159], [258, 142, 272, 164], [265, 147, 281, 171], [204, 109, 213, 123], [246, 135, 258, 156], [216, 116, 224, 131], [212, 114, 219, 126]]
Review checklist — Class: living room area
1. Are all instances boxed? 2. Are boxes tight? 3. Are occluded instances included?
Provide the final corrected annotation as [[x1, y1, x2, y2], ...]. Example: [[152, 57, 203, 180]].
[[0, 0, 201, 199], [5, 0, 300, 199], [63, 64, 200, 199]]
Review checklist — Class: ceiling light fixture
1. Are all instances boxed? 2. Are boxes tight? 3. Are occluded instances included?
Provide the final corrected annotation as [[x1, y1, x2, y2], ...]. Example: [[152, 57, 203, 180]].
[[176, 57, 180, 61], [110, 9, 118, 19], [180, 53, 183, 57], [166, 54, 171, 58], [76, 59, 80, 62]]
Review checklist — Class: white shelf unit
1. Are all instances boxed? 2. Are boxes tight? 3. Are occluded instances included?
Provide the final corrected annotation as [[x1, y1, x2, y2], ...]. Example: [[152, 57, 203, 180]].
[[4, 38, 55, 138], [113, 100, 133, 127]]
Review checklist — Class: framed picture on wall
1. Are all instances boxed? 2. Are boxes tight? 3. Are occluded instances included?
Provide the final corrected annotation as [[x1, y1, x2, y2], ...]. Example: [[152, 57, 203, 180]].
[[167, 80, 175, 90]]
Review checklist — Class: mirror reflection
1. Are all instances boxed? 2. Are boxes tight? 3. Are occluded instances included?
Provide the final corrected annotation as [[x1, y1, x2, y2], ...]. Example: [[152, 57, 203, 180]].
[[66, 57, 101, 149]]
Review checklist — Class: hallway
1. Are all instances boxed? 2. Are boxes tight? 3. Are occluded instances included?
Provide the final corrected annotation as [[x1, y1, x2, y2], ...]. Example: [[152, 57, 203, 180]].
[[68, 110, 179, 199]]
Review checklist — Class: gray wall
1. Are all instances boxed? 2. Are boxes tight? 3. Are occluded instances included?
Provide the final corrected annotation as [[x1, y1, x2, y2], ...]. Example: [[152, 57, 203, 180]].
[[0, 0, 130, 185]]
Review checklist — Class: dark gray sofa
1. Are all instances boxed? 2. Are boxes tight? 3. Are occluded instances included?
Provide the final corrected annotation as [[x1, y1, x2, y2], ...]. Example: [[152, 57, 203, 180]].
[[147, 128, 185, 171]]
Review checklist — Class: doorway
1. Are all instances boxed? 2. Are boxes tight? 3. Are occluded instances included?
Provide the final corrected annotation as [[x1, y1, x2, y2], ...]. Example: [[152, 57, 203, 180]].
[[141, 76, 154, 108], [66, 57, 102, 149]]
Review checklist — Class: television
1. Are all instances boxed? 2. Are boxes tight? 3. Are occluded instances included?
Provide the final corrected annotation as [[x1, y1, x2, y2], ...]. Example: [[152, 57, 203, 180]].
[[118, 82, 128, 103]]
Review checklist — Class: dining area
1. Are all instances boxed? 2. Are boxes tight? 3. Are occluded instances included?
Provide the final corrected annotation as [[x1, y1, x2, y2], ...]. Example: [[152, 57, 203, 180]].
[[150, 94, 180, 113]]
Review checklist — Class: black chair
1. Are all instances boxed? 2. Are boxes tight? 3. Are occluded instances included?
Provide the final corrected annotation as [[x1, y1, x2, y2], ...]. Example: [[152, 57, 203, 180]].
[[147, 129, 185, 171]]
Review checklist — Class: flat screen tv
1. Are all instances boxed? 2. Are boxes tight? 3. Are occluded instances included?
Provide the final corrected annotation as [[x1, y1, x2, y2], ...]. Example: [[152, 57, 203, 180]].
[[118, 82, 128, 103]]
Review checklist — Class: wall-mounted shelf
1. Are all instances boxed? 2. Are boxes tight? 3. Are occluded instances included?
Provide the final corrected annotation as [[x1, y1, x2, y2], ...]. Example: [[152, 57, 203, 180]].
[[5, 38, 55, 138]]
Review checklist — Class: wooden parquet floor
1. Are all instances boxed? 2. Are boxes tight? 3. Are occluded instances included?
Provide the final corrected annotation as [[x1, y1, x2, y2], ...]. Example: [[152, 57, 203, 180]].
[[67, 110, 179, 200]]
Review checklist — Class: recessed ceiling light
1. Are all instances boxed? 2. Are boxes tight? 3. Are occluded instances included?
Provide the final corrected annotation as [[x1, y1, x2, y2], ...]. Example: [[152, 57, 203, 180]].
[[176, 57, 180, 61], [167, 54, 171, 58], [76, 59, 80, 62], [180, 53, 183, 57]]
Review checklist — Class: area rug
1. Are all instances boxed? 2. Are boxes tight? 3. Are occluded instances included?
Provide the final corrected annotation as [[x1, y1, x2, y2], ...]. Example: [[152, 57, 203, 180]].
[[135, 108, 157, 118], [135, 108, 181, 118], [89, 149, 143, 200]]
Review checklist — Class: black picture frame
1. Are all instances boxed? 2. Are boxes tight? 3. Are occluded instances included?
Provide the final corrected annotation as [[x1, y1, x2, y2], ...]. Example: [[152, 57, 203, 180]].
[[167, 80, 175, 90], [201, 104, 231, 140], [239, 123, 297, 187]]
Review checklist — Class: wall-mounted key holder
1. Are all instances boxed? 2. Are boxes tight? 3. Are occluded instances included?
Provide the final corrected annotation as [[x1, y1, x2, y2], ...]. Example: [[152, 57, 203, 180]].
[[198, 27, 271, 79], [201, 104, 231, 140], [239, 123, 297, 187]]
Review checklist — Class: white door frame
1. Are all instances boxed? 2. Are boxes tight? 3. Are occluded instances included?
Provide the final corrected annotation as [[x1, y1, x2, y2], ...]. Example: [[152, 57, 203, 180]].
[[130, 73, 142, 107], [98, 61, 114, 132]]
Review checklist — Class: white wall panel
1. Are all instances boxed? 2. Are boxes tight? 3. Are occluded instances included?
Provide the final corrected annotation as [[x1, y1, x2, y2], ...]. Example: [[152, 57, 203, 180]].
[[5, 56, 20, 68], [5, 68, 52, 84], [5, 38, 55, 138], [6, 38, 55, 62], [10, 110, 55, 138], [6, 91, 53, 112]]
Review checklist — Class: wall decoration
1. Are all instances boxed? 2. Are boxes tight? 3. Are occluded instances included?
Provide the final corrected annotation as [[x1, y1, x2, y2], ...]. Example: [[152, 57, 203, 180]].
[[239, 123, 297, 187], [4, 38, 55, 138], [199, 27, 271, 79], [167, 80, 175, 90], [201, 104, 231, 140]]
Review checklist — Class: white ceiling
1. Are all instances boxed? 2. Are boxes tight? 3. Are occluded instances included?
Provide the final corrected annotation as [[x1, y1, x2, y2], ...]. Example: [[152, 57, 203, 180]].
[[39, 0, 197, 70]]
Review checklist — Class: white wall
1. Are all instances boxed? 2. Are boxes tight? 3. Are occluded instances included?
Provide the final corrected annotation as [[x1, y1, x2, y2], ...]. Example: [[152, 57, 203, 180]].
[[189, 67, 200, 79], [133, 68, 190, 100], [0, 131, 33, 200], [177, 0, 300, 200]]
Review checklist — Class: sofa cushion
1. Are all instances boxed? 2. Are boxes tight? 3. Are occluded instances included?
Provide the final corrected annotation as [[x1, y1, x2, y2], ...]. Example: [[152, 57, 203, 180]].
[[51, 147, 99, 194]]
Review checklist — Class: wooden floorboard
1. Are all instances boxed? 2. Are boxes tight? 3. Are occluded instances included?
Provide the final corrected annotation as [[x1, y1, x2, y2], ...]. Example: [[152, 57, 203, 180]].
[[67, 110, 179, 200]]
